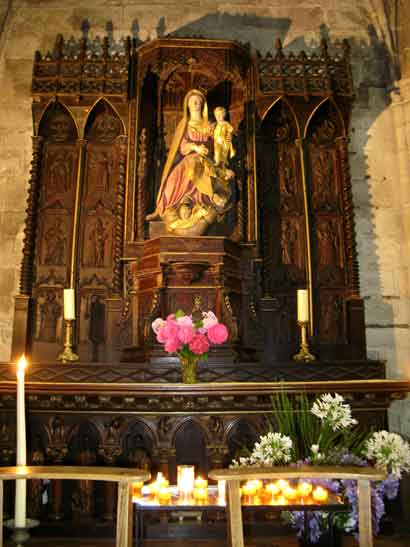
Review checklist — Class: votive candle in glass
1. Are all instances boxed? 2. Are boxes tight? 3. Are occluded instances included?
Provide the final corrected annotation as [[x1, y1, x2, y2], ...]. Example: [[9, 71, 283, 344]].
[[312, 486, 328, 503], [265, 482, 280, 498], [158, 486, 172, 503], [194, 476, 208, 489], [283, 486, 298, 501], [297, 481, 313, 498], [177, 465, 195, 497], [193, 487, 208, 501]]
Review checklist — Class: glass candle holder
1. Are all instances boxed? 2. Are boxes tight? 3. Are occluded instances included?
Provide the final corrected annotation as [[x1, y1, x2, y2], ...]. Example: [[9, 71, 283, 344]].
[[297, 481, 313, 498], [193, 487, 208, 501], [177, 465, 195, 497], [312, 486, 328, 503], [158, 486, 172, 503], [194, 476, 208, 489]]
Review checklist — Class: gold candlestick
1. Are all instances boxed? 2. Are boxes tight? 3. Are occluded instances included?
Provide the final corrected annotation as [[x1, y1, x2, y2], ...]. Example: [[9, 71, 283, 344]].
[[58, 320, 79, 362], [293, 321, 316, 362]]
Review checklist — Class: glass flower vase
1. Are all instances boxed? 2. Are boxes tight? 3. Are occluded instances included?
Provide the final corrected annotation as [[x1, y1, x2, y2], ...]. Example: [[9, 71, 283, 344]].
[[179, 354, 199, 384]]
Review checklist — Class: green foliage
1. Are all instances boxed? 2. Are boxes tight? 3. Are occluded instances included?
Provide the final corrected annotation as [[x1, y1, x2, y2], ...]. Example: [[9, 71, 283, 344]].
[[269, 390, 369, 463]]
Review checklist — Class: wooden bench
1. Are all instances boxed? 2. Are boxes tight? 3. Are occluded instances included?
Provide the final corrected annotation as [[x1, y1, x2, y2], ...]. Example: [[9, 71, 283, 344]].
[[209, 465, 386, 547], [0, 465, 150, 547]]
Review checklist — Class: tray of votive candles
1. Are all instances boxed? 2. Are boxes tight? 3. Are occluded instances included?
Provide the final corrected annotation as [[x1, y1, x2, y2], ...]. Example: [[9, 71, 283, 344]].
[[132, 470, 347, 510], [239, 479, 345, 509]]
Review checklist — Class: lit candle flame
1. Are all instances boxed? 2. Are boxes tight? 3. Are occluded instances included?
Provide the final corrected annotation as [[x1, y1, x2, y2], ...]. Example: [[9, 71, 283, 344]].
[[17, 354, 27, 373]]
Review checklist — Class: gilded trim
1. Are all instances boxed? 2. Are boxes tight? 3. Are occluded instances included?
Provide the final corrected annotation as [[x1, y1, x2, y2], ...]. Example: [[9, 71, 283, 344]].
[[69, 140, 85, 288], [296, 138, 314, 335]]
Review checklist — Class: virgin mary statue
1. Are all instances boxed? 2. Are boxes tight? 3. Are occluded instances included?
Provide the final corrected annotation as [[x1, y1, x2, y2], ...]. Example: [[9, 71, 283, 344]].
[[147, 89, 234, 236]]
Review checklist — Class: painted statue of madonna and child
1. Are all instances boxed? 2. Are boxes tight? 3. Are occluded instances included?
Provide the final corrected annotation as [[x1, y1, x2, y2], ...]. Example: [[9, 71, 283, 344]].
[[147, 89, 237, 236]]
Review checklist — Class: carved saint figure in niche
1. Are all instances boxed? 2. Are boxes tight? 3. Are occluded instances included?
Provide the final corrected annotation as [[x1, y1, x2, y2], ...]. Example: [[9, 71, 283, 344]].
[[48, 152, 71, 194], [87, 218, 108, 267], [279, 147, 298, 213], [48, 114, 72, 143], [85, 294, 105, 362], [92, 112, 121, 143], [320, 293, 343, 343], [39, 293, 61, 342], [44, 218, 66, 266], [281, 219, 298, 266], [147, 89, 235, 236], [312, 149, 336, 211], [89, 150, 113, 193], [317, 219, 342, 268]]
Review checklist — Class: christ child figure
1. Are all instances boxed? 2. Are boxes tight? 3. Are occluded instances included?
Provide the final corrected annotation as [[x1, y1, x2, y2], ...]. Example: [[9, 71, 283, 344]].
[[213, 107, 235, 167]]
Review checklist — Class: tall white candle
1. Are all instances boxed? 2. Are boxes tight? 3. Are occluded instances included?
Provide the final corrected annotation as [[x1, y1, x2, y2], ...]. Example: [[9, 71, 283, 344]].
[[63, 288, 76, 320], [15, 355, 27, 528], [297, 289, 309, 323]]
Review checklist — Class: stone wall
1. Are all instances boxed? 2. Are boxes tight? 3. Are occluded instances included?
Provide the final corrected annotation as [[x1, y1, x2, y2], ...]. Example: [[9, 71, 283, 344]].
[[0, 0, 409, 432]]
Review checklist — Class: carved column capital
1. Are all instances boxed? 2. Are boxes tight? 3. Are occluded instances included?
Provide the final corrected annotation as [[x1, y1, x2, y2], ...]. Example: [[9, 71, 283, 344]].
[[46, 445, 68, 463]]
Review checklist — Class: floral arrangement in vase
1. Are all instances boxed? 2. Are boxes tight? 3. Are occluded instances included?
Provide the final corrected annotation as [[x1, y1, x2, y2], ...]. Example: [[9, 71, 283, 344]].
[[232, 392, 410, 545], [152, 309, 229, 383]]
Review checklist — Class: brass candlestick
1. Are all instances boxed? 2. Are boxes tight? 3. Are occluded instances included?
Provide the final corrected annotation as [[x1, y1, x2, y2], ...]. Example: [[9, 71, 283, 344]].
[[293, 321, 316, 362], [58, 320, 79, 362]]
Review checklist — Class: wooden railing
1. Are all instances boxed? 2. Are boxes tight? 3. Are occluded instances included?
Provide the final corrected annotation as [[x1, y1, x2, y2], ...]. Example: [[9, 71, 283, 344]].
[[0, 466, 150, 547], [209, 465, 386, 547]]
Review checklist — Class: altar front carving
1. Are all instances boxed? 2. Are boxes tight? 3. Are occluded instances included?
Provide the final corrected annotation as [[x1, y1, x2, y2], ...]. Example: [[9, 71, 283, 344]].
[[3, 32, 409, 535]]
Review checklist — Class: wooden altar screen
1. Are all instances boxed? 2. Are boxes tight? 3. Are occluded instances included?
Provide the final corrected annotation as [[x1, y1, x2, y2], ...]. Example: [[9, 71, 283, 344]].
[[2, 33, 408, 531]]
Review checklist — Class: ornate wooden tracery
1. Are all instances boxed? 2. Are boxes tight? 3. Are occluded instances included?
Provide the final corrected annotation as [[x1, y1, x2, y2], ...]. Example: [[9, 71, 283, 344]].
[[12, 33, 366, 364]]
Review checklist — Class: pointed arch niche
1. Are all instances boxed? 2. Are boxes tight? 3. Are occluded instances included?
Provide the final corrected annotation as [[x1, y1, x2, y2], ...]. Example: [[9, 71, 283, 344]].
[[31, 101, 79, 362], [305, 100, 349, 353], [75, 99, 127, 362], [257, 98, 304, 358]]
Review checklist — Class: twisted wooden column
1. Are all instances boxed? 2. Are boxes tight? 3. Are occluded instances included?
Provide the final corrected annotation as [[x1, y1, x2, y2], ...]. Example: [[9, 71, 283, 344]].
[[337, 136, 360, 296], [136, 129, 147, 240], [19, 136, 43, 296], [113, 135, 128, 295]]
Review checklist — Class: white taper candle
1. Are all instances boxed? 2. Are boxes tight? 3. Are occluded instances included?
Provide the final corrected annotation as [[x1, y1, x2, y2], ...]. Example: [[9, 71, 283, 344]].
[[297, 289, 309, 323], [15, 355, 27, 528], [63, 288, 76, 320]]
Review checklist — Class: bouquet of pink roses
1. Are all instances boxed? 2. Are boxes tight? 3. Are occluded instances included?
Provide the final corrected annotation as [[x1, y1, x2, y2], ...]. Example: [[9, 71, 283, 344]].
[[152, 309, 229, 360]]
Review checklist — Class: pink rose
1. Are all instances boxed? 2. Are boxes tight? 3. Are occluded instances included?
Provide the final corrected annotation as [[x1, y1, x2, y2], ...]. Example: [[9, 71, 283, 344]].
[[152, 318, 166, 335], [166, 315, 178, 329], [176, 315, 193, 328], [166, 313, 176, 321], [202, 311, 218, 330], [162, 322, 178, 340], [189, 334, 210, 355], [207, 323, 228, 344], [164, 336, 182, 353], [177, 325, 195, 344], [156, 328, 168, 343]]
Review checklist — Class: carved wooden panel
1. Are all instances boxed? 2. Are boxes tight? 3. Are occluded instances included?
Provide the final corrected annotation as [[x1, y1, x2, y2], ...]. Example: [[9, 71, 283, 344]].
[[76, 100, 125, 361], [31, 102, 78, 359], [306, 102, 348, 343], [258, 100, 306, 351]]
